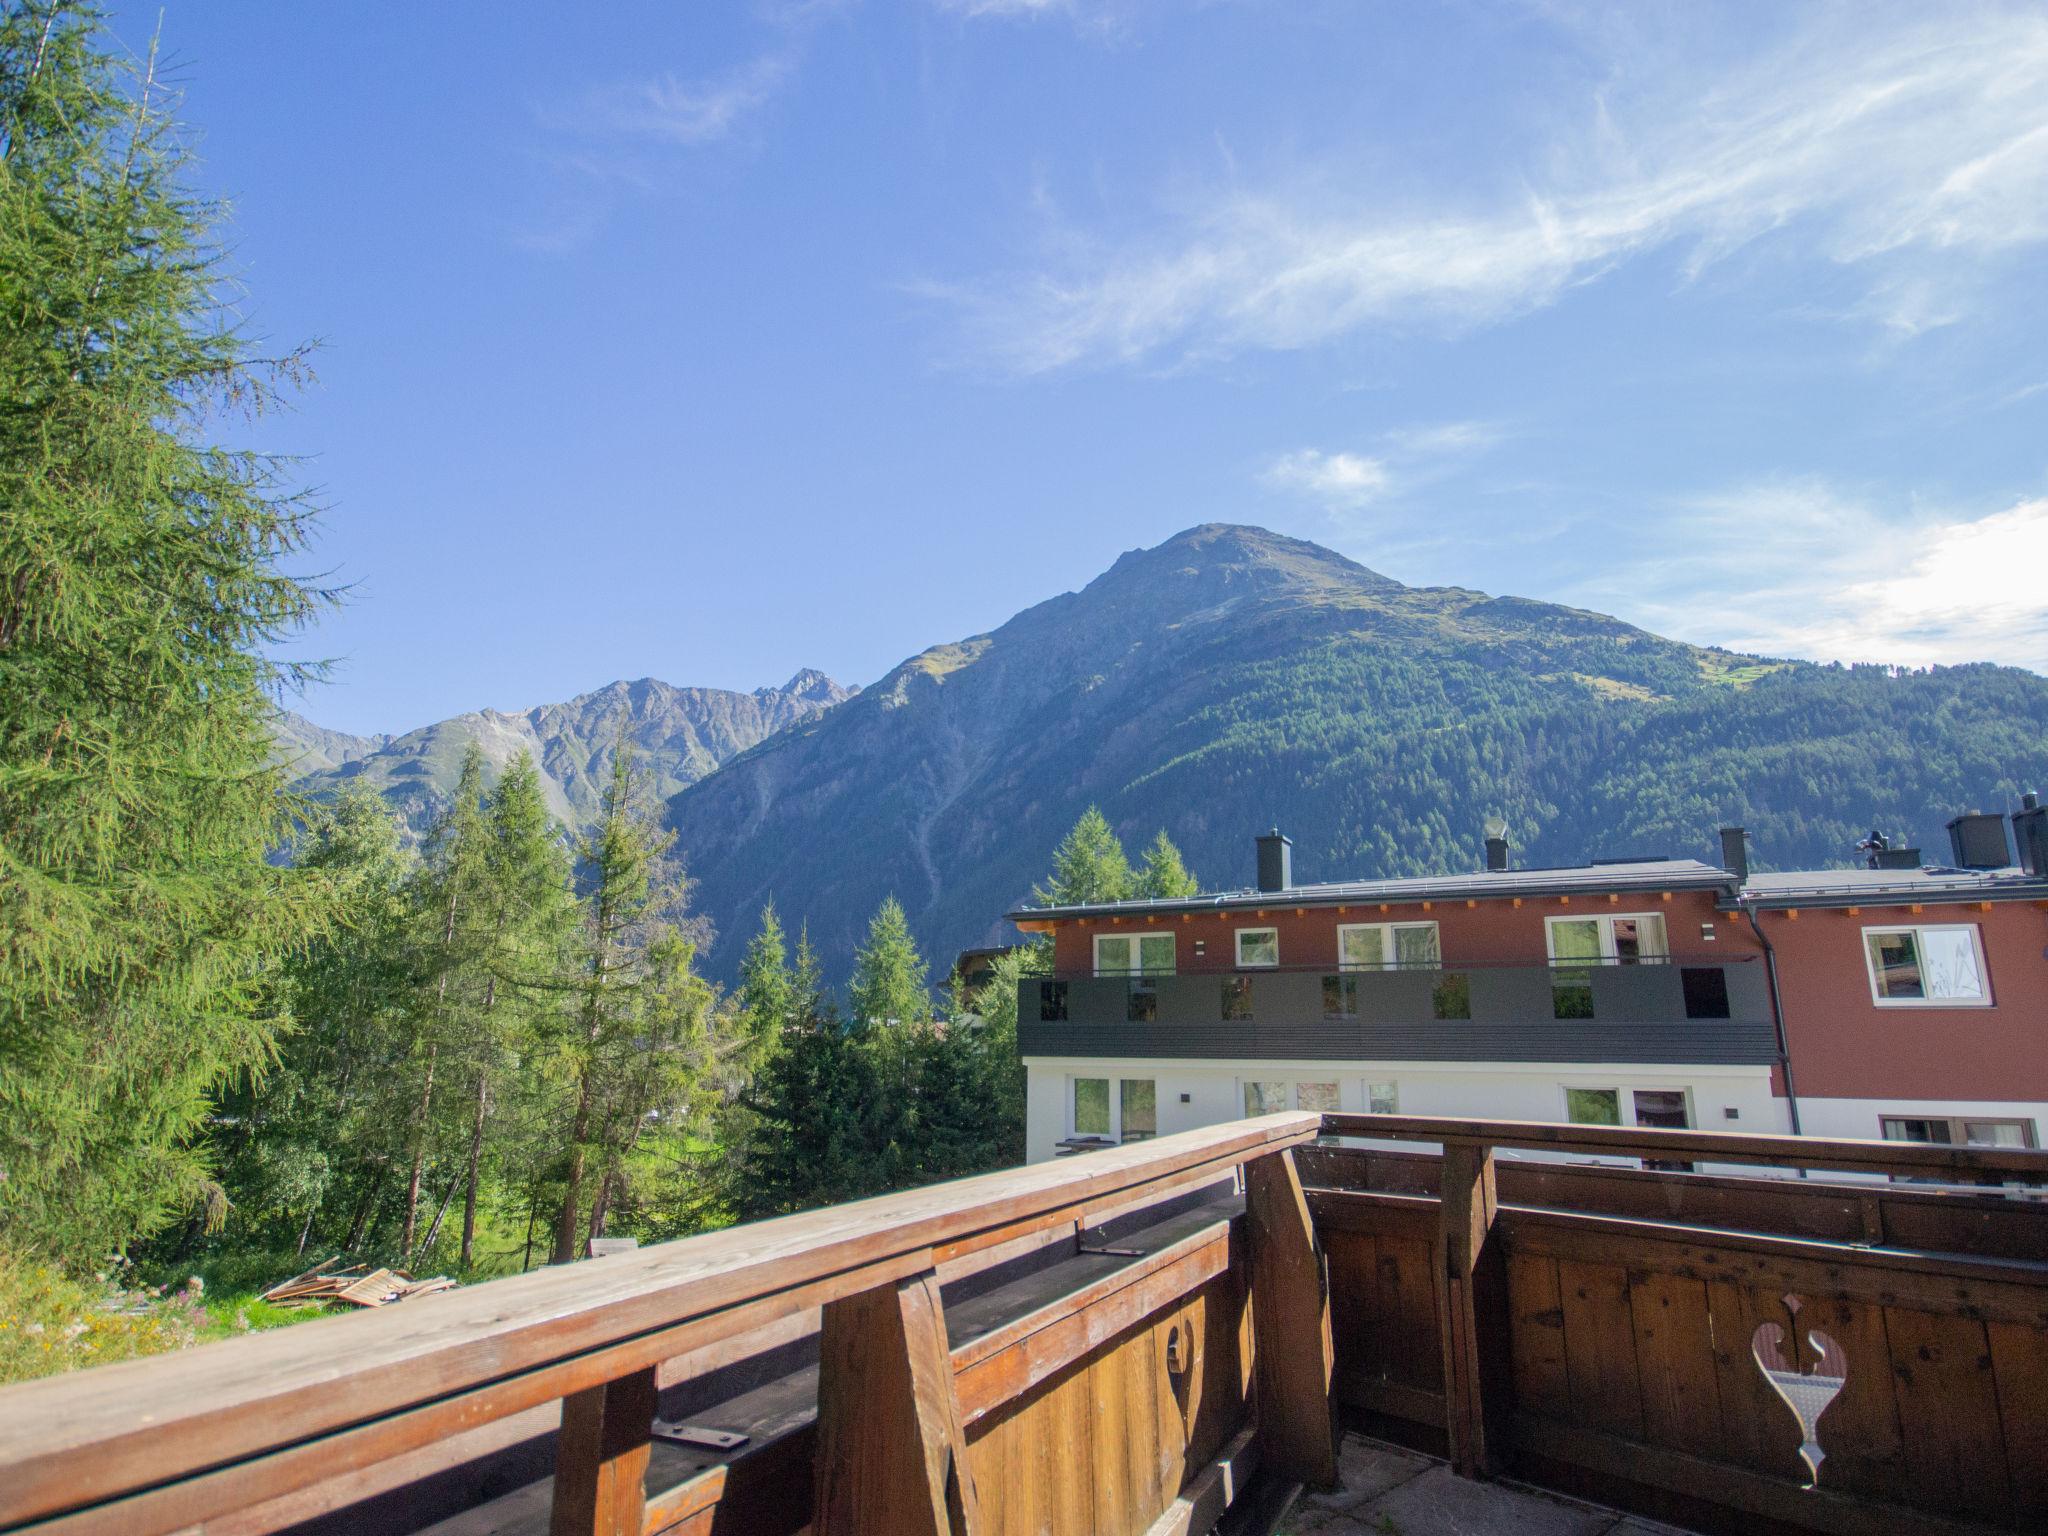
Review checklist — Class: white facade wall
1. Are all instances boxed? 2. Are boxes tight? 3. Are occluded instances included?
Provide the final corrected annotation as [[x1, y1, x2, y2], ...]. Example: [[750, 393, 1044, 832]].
[[1792, 1095, 2048, 1147], [1022, 1056, 1786, 1164]]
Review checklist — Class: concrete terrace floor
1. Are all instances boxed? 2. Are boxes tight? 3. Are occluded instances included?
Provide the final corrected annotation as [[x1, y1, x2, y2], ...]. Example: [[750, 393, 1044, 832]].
[[1276, 1436, 1699, 1536]]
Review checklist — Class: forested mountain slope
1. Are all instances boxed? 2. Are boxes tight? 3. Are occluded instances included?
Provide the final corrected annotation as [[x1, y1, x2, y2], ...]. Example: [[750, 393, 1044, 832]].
[[286, 670, 853, 839], [666, 524, 2048, 981]]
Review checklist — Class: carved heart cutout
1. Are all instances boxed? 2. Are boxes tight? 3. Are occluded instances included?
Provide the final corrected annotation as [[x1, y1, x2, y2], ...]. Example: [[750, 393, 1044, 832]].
[[1751, 1296, 1848, 1489]]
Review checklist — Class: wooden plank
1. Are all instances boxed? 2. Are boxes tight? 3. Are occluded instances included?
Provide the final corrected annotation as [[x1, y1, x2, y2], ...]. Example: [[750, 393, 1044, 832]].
[[1138, 1424, 1259, 1536], [1626, 1272, 1723, 1461], [1503, 1207, 2048, 1327], [1321, 1228, 1383, 1410], [639, 1464, 724, 1536], [1506, 1252, 1568, 1417], [952, 1231, 1234, 1427], [1377, 1234, 1443, 1393], [1702, 1282, 1804, 1486], [1556, 1259, 1643, 1440], [1884, 1307, 2013, 1527], [1988, 1320, 2048, 1524], [0, 1113, 1322, 1532], [1319, 1112, 2048, 1180], [550, 1366, 657, 1536], [1788, 1294, 1910, 1507], [1512, 1410, 2007, 1536], [813, 1272, 982, 1536], [1243, 1149, 1339, 1489], [1435, 1144, 1508, 1478]]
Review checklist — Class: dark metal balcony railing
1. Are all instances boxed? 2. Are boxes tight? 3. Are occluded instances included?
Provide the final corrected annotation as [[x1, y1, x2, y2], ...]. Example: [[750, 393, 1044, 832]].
[[1018, 959, 1775, 1065]]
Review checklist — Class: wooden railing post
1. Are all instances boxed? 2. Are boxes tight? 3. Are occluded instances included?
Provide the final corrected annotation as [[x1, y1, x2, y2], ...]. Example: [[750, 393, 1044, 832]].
[[1436, 1142, 1510, 1480], [1244, 1147, 1339, 1488], [813, 1270, 982, 1536], [550, 1365, 658, 1536]]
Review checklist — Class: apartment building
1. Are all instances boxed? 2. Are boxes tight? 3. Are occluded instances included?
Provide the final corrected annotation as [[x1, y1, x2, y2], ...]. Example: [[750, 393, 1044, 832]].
[[1009, 806, 2048, 1164]]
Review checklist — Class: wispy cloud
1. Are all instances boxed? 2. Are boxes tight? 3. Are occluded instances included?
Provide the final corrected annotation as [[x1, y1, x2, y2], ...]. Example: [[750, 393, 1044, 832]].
[[1568, 479, 2048, 673], [594, 54, 796, 146], [935, 6, 2048, 371], [1261, 419, 1506, 513], [1262, 449, 1391, 508]]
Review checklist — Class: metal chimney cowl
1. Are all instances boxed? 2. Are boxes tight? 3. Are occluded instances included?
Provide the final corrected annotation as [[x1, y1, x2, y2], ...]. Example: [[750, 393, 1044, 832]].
[[1719, 826, 1749, 885], [1256, 829, 1292, 894]]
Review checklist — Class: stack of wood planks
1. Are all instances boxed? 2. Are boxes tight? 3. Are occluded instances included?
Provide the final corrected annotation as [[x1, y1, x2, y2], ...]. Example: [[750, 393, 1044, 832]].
[[259, 1259, 456, 1309]]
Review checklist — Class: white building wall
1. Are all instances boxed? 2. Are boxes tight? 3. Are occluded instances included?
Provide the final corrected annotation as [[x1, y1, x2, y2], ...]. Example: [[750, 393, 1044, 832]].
[[1021, 1057, 1786, 1164], [1793, 1095, 2047, 1146]]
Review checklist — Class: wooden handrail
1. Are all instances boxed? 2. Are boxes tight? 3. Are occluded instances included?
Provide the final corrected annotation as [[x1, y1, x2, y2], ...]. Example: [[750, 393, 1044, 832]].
[[0, 1113, 1320, 1533], [1319, 1113, 2048, 1179]]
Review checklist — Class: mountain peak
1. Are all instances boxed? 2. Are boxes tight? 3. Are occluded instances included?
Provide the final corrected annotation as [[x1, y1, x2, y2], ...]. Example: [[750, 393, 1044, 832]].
[[1086, 524, 1399, 613], [768, 667, 851, 703]]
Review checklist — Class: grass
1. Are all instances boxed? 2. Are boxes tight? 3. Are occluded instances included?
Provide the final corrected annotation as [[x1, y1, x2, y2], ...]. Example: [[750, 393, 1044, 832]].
[[1, 1253, 335, 1386]]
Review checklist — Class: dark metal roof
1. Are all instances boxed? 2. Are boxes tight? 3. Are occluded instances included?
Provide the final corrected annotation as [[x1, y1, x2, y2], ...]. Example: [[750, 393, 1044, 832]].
[[1733, 865, 2048, 910], [1009, 858, 1734, 923]]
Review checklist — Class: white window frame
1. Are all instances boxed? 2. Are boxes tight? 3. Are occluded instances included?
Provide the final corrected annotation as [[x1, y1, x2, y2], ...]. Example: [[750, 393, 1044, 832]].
[[1069, 1074, 1159, 1141], [1560, 1084, 1692, 1128], [1337, 921, 1441, 970], [1237, 1077, 1339, 1116], [1093, 931, 1176, 977], [1235, 926, 1280, 968], [1544, 912, 1670, 963], [1879, 1114, 2034, 1147], [1860, 923, 1993, 1008]]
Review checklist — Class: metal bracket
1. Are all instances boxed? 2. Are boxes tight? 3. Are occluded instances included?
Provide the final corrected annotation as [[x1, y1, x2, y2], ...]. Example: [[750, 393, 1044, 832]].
[[650, 1420, 750, 1451]]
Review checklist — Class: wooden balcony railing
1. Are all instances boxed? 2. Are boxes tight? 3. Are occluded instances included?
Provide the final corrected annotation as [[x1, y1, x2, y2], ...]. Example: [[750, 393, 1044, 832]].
[[1, 1114, 2044, 1536]]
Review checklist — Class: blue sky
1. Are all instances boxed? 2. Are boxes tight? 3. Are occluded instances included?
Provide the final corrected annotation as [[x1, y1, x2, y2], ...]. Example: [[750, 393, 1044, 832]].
[[115, 0, 2048, 735]]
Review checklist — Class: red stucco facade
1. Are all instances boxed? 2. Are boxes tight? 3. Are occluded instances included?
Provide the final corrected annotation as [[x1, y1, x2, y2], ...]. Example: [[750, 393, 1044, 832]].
[[1761, 900, 2048, 1102]]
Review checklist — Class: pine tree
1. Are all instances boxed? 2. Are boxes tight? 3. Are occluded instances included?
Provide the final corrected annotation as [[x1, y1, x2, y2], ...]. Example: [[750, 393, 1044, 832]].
[[733, 901, 792, 1072], [846, 896, 932, 1030], [1134, 830, 1201, 899], [0, 2, 332, 1262], [548, 744, 680, 1262], [738, 928, 883, 1216], [457, 752, 576, 1269], [400, 746, 492, 1257], [1033, 808, 1132, 906]]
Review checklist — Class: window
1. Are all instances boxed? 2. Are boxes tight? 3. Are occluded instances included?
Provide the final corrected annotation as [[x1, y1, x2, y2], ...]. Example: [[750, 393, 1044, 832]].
[[1221, 975, 1253, 1021], [1242, 1080, 1288, 1116], [1883, 1115, 2033, 1147], [1338, 921, 1441, 970], [1863, 925, 1989, 1006], [1431, 973, 1471, 1020], [1632, 1089, 1692, 1171], [1546, 913, 1669, 964], [1367, 1081, 1399, 1115], [1120, 1079, 1157, 1141], [1321, 974, 1357, 1018], [1037, 980, 1068, 1022], [1073, 1078, 1110, 1137], [1296, 1082, 1340, 1112], [1565, 1087, 1622, 1126], [1236, 927, 1280, 968], [1095, 932, 1175, 976], [1680, 967, 1730, 1020]]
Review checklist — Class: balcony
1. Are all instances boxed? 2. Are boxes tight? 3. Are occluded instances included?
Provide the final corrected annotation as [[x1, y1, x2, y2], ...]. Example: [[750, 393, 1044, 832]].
[[2, 1114, 2043, 1536], [1018, 958, 1777, 1064]]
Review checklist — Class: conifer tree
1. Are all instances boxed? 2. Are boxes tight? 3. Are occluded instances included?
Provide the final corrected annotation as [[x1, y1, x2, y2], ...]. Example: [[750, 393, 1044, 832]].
[[401, 746, 492, 1256], [457, 752, 575, 1268], [847, 896, 932, 1030], [738, 928, 882, 1216], [1134, 830, 1201, 899], [1034, 808, 1133, 906], [733, 901, 792, 1072], [547, 744, 680, 1262], [0, 1, 332, 1261]]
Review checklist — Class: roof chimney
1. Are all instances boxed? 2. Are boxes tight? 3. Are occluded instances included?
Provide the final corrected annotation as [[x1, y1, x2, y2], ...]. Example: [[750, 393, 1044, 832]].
[[1483, 815, 1509, 873], [2014, 792, 2048, 877], [1718, 826, 1749, 885], [1256, 829, 1292, 894], [1946, 811, 2011, 870]]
